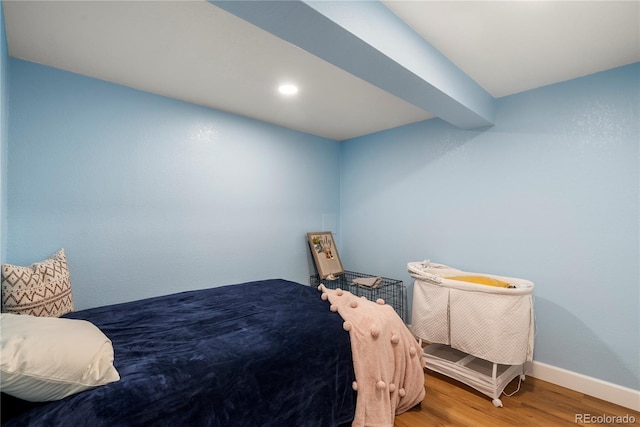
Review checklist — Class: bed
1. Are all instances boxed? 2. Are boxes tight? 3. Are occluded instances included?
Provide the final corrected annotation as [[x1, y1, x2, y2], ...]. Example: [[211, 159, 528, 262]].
[[1, 278, 424, 426], [2, 279, 357, 426]]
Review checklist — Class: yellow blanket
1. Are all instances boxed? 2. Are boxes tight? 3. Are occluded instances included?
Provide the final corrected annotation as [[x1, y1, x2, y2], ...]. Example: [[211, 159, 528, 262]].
[[445, 275, 511, 288]]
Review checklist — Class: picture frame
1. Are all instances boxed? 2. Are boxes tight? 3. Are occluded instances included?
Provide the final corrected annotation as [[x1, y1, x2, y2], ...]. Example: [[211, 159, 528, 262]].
[[307, 231, 344, 279]]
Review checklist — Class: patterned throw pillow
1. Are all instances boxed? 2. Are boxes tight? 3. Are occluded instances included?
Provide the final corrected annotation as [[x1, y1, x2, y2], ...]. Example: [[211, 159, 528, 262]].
[[1, 249, 74, 317]]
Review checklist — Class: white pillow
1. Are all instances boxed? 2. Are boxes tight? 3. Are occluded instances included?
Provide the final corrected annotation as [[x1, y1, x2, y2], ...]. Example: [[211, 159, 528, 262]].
[[0, 313, 120, 402]]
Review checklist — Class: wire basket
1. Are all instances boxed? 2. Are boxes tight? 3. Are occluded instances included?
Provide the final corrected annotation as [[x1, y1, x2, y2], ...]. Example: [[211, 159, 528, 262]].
[[310, 271, 407, 322]]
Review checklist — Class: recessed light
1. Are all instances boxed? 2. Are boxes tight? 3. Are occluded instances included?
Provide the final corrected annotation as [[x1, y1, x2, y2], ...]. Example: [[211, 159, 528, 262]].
[[278, 84, 299, 96]]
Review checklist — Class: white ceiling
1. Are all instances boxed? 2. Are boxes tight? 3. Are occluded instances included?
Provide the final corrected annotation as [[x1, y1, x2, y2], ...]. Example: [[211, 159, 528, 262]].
[[3, 0, 639, 141]]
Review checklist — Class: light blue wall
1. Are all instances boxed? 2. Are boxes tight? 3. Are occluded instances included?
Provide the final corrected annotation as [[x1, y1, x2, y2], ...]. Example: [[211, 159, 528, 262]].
[[340, 63, 640, 390], [7, 59, 340, 309], [0, 1, 8, 264]]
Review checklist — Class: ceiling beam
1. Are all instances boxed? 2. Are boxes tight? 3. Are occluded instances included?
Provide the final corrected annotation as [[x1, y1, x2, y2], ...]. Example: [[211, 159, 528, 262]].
[[209, 0, 495, 130]]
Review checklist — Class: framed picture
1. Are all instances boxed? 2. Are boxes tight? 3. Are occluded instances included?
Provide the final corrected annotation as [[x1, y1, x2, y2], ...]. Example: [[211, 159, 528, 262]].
[[307, 231, 344, 279]]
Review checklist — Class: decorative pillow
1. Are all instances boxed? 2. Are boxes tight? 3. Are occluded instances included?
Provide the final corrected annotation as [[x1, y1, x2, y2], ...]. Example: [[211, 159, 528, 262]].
[[0, 313, 120, 402], [445, 275, 511, 288], [2, 249, 74, 317]]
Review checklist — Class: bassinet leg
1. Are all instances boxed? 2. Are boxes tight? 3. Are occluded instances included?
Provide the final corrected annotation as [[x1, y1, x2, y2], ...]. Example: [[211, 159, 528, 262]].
[[491, 362, 503, 407]]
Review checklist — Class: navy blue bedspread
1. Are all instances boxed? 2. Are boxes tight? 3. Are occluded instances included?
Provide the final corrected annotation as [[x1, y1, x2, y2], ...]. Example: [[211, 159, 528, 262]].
[[1, 279, 356, 426]]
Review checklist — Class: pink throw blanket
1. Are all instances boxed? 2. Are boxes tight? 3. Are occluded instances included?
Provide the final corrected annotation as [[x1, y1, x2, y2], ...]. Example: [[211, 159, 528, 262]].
[[318, 285, 425, 427]]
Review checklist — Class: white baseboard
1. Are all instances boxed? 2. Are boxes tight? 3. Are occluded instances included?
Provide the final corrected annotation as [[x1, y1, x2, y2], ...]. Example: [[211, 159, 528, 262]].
[[529, 361, 640, 412]]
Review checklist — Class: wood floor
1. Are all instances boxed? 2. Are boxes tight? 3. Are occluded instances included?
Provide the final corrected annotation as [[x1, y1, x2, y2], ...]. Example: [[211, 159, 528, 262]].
[[394, 369, 640, 427]]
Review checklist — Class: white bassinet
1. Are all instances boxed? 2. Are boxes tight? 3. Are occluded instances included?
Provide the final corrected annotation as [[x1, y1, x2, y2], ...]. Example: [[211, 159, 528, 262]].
[[408, 260, 535, 407]]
